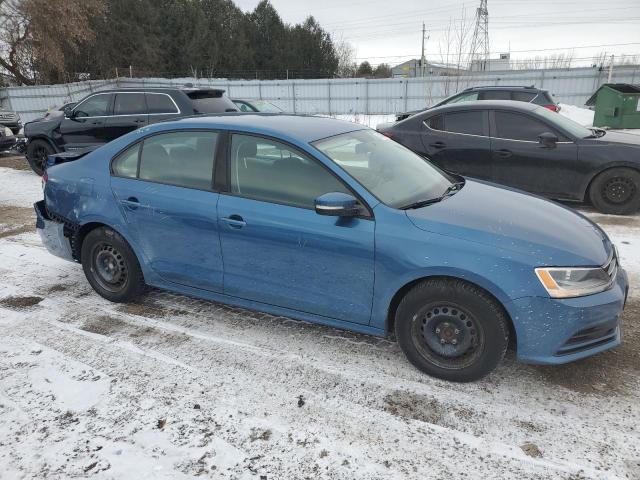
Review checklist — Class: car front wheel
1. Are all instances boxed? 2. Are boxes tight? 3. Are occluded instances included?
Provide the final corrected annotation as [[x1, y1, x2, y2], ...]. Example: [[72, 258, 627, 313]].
[[395, 278, 509, 382], [81, 227, 145, 302], [589, 167, 640, 215]]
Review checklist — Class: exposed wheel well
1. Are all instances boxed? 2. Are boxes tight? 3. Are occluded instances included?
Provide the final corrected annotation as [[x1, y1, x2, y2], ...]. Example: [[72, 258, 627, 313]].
[[72, 222, 110, 260], [584, 166, 640, 202], [27, 136, 59, 153], [386, 275, 517, 349]]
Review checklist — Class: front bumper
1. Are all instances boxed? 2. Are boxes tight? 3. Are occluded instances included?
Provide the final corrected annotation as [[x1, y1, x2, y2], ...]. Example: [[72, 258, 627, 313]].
[[34, 201, 75, 262], [509, 268, 628, 364]]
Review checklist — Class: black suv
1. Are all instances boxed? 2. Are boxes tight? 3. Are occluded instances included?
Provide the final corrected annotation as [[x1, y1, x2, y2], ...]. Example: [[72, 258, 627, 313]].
[[396, 85, 559, 121], [24, 87, 239, 175]]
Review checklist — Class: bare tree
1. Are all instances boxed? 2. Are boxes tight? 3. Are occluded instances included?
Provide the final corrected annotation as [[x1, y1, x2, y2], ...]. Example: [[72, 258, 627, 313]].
[[0, 0, 105, 85], [437, 8, 474, 96], [513, 52, 575, 70], [334, 36, 356, 78]]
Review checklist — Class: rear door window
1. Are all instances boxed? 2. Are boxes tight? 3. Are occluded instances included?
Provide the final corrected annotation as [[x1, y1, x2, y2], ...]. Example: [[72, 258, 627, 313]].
[[146, 93, 179, 114], [427, 115, 444, 131], [137, 131, 218, 190], [494, 111, 551, 141], [114, 93, 147, 115], [443, 111, 484, 135]]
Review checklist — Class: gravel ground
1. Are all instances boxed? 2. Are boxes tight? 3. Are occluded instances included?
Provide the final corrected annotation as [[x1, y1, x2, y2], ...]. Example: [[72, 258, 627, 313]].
[[0, 156, 639, 479]]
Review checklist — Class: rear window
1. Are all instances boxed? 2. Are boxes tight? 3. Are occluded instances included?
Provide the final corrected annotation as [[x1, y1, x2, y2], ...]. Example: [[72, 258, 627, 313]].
[[481, 90, 510, 100], [531, 91, 555, 106], [512, 91, 536, 102], [186, 90, 239, 114]]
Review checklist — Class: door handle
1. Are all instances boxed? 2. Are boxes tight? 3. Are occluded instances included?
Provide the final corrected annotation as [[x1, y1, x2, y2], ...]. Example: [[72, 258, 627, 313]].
[[430, 141, 447, 149], [121, 196, 140, 210], [222, 215, 246, 229], [134, 119, 146, 124], [495, 149, 512, 158]]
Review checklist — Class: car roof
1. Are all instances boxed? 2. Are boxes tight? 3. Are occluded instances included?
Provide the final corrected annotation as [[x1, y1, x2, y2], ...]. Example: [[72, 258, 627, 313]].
[[463, 85, 546, 92], [423, 100, 541, 115], [86, 87, 225, 94], [151, 114, 367, 143]]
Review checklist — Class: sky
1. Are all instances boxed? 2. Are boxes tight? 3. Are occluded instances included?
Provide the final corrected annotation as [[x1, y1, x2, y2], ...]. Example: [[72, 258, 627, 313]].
[[234, 0, 640, 67]]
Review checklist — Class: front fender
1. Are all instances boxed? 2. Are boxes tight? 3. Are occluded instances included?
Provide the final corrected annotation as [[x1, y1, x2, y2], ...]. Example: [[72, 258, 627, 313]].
[[372, 266, 517, 332], [370, 204, 543, 331]]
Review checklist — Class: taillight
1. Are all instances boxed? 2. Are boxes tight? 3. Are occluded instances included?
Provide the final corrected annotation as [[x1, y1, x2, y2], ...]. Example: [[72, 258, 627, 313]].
[[41, 171, 48, 190], [544, 104, 559, 112]]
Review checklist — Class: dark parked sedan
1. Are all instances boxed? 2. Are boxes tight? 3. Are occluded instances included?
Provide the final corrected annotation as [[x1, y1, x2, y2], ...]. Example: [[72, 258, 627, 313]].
[[379, 100, 640, 214]]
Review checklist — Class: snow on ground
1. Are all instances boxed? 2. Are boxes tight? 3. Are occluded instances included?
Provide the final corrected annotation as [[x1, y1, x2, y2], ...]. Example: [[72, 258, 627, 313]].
[[1, 158, 640, 479], [0, 167, 42, 207]]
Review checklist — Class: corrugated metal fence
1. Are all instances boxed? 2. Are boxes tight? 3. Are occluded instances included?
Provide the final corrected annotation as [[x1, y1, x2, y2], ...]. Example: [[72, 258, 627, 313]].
[[2, 65, 639, 122]]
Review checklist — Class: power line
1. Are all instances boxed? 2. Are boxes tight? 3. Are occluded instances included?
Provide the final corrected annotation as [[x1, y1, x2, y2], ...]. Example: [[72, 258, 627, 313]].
[[353, 42, 640, 60]]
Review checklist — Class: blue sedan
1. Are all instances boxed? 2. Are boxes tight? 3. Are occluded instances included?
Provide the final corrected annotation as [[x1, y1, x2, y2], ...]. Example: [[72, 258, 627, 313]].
[[35, 114, 628, 382]]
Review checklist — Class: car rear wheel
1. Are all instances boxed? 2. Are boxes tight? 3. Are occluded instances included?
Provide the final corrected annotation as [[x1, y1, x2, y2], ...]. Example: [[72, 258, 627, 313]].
[[81, 227, 145, 302], [26, 139, 55, 176], [589, 168, 640, 215], [394, 278, 509, 382]]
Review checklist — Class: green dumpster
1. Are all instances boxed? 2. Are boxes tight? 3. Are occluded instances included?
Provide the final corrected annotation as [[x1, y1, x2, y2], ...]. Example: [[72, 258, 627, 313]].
[[585, 83, 640, 129]]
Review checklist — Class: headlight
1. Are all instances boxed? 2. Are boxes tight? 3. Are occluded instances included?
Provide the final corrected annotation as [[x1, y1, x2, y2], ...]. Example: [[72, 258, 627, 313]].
[[4, 126, 12, 136], [535, 267, 612, 298]]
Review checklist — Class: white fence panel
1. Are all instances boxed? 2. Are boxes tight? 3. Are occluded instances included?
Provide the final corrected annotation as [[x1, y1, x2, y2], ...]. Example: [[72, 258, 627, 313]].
[[2, 65, 639, 122]]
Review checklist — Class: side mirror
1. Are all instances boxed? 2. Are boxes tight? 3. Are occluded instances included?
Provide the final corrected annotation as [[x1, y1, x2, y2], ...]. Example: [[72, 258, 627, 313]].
[[63, 107, 75, 119], [315, 192, 360, 217], [538, 131, 558, 148]]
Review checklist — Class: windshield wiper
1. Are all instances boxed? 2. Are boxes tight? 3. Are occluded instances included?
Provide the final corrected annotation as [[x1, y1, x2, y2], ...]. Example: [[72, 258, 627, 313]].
[[400, 181, 465, 210]]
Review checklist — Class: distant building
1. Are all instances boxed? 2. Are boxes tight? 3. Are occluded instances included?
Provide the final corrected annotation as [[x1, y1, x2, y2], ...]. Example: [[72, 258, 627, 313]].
[[391, 59, 465, 77], [469, 53, 511, 72]]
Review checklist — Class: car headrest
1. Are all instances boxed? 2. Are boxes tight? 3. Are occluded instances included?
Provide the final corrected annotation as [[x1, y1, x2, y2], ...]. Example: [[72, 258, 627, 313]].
[[143, 144, 170, 161], [236, 140, 257, 159], [196, 136, 216, 154]]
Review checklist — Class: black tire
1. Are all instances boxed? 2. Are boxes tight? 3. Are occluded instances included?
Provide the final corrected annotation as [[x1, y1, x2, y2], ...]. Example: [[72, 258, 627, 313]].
[[26, 139, 55, 176], [81, 226, 145, 303], [588, 168, 640, 215], [395, 278, 509, 382]]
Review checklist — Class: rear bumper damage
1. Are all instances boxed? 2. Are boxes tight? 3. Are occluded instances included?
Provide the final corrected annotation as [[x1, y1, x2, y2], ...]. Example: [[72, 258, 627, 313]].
[[34, 200, 75, 262]]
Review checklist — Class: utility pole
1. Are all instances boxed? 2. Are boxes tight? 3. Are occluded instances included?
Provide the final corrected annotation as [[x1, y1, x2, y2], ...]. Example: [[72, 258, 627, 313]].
[[419, 23, 430, 77], [420, 22, 425, 77], [469, 0, 489, 71]]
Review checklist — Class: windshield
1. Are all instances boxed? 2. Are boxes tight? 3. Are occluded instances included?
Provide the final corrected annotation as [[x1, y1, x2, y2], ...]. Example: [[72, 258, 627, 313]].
[[252, 100, 283, 113], [534, 106, 593, 139], [312, 129, 452, 209]]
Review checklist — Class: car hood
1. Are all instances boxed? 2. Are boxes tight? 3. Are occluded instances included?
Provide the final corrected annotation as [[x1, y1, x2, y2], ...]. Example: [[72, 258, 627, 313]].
[[585, 130, 640, 147], [405, 179, 611, 267]]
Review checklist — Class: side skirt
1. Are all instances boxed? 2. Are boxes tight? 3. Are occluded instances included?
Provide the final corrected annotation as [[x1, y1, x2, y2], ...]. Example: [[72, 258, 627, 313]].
[[145, 279, 386, 338]]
